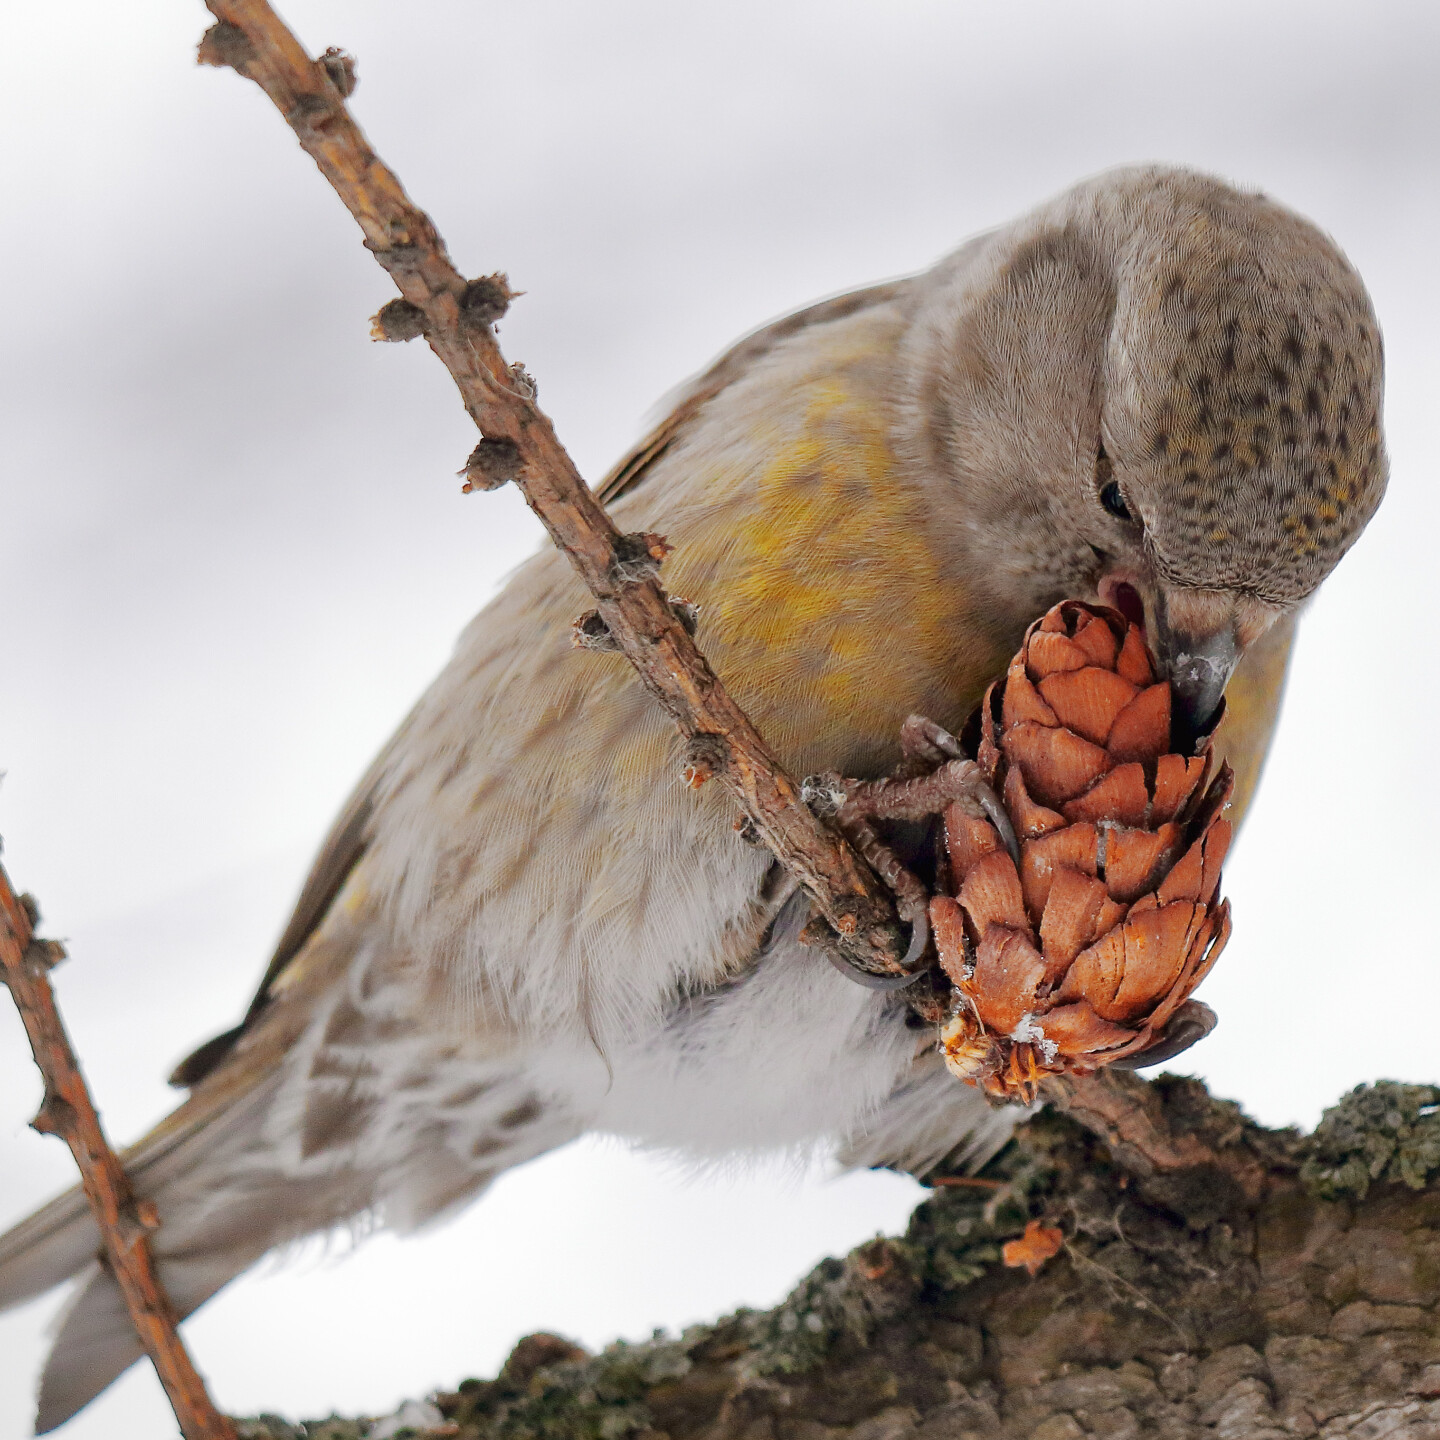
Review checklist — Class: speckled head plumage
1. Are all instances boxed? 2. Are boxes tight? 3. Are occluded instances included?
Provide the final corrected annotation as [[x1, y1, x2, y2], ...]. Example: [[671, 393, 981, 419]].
[[904, 164, 1387, 731], [1100, 171, 1387, 606]]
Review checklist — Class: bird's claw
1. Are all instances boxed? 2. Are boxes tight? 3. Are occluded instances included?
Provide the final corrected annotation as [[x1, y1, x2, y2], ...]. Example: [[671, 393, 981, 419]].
[[897, 716, 1019, 867], [822, 941, 931, 990], [963, 775, 1020, 870]]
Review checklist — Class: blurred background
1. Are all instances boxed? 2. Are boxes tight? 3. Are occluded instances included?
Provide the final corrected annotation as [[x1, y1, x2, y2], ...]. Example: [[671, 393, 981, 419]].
[[1, 1, 1437, 1434]]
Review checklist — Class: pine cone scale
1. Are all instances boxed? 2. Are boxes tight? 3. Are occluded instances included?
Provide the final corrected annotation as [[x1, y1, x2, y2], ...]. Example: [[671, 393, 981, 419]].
[[972, 927, 1047, 1034], [1001, 767, 1064, 838], [1061, 762, 1150, 824], [1035, 666, 1139, 745], [1004, 723, 1112, 806], [1104, 682, 1172, 763], [957, 850, 1028, 935], [1037, 867, 1108, 975], [1151, 752, 1206, 822]]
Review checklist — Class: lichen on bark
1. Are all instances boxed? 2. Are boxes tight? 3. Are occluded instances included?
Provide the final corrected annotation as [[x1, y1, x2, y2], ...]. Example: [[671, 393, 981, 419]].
[[239, 1080, 1440, 1440], [1301, 1083, 1440, 1203]]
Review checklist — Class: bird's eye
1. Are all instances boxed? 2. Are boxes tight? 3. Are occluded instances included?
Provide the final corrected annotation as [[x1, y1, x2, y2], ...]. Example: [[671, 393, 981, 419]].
[[1095, 442, 1132, 522], [1100, 481, 1131, 522]]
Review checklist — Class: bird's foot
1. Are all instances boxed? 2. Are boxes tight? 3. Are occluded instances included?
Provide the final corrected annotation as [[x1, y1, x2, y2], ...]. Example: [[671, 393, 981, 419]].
[[801, 715, 1016, 993], [836, 716, 1018, 865]]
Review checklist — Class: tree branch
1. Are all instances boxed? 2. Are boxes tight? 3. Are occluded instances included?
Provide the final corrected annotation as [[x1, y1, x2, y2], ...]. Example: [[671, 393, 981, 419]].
[[1041, 1066, 1285, 1207], [235, 1081, 1440, 1440], [0, 861, 237, 1440], [194, 0, 908, 976]]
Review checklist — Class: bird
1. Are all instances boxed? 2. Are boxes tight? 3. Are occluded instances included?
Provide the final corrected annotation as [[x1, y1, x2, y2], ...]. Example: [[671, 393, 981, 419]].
[[0, 164, 1386, 1431]]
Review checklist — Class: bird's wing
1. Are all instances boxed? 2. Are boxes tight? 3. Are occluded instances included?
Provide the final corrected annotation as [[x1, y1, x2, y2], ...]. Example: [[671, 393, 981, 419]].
[[167, 717, 416, 1087], [596, 280, 911, 507], [165, 279, 912, 1091]]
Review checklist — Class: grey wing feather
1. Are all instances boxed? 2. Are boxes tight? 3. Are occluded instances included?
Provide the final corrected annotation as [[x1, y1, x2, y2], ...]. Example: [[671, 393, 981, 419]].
[[35, 1253, 243, 1433], [0, 1189, 94, 1316]]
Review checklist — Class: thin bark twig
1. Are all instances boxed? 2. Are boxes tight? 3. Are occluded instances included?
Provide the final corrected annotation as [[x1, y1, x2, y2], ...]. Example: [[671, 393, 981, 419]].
[[0, 861, 237, 1440], [194, 0, 908, 976]]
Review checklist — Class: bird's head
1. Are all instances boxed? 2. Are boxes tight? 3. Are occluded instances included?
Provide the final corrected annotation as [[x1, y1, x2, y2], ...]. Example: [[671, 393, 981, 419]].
[[904, 165, 1387, 743]]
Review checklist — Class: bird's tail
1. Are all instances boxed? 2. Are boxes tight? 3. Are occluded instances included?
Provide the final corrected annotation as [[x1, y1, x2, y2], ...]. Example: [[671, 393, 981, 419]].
[[0, 1183, 102, 1321], [0, 1074, 348, 1433], [1, 1050, 577, 1432], [33, 1251, 259, 1432]]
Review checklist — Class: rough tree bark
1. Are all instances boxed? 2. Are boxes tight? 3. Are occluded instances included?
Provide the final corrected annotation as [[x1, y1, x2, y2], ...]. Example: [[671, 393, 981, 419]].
[[238, 1080, 1440, 1440]]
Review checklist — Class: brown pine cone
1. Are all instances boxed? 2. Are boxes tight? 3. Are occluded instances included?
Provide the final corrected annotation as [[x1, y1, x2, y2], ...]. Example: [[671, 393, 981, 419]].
[[934, 600, 1233, 1101]]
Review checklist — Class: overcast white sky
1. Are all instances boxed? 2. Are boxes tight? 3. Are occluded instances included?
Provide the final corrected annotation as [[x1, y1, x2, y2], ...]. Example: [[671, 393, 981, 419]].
[[1, 1, 1437, 1435]]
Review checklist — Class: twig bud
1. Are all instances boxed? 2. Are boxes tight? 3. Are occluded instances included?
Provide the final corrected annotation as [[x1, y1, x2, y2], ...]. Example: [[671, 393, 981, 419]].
[[668, 595, 700, 636], [32, 1094, 75, 1137], [370, 299, 427, 343], [800, 773, 848, 819], [196, 22, 255, 72], [459, 437, 522, 492], [507, 362, 538, 400], [683, 733, 727, 789], [318, 47, 358, 98], [24, 939, 66, 972], [609, 532, 669, 585], [460, 273, 519, 328], [117, 1199, 163, 1250], [571, 610, 621, 651], [366, 240, 422, 277]]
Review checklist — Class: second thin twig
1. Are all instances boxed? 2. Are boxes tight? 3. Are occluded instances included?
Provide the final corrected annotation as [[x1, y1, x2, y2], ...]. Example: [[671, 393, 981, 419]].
[[0, 864, 237, 1440]]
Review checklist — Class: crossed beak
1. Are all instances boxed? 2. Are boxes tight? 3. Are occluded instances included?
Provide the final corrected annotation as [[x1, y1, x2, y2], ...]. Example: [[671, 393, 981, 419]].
[[1152, 597, 1241, 747]]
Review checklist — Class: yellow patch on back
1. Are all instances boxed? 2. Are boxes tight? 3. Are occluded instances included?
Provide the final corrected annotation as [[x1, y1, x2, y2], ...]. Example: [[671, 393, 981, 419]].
[[662, 362, 1002, 774]]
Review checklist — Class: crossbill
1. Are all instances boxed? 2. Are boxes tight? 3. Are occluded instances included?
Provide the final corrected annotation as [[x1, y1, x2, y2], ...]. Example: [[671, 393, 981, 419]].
[[0, 165, 1386, 1430]]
